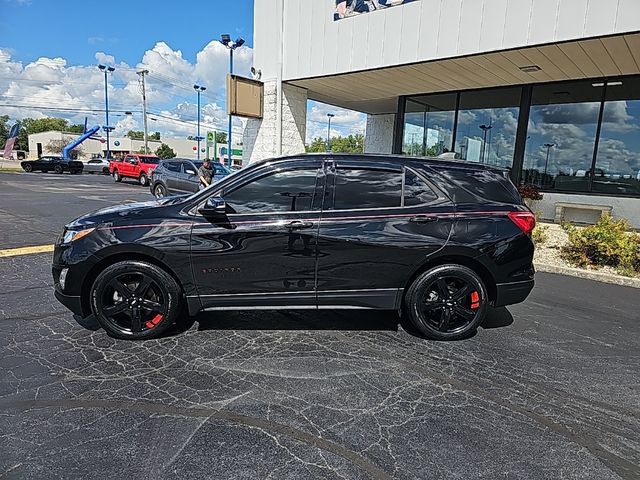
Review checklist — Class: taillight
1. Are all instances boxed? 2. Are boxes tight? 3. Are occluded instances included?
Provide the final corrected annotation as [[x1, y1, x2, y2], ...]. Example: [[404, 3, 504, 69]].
[[508, 211, 536, 235]]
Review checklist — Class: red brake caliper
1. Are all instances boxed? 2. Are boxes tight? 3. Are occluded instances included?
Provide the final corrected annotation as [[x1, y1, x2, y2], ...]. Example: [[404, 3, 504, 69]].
[[470, 291, 480, 310], [145, 314, 163, 329]]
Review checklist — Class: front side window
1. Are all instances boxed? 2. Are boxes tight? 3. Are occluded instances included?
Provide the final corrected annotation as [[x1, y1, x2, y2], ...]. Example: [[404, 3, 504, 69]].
[[224, 168, 319, 214], [333, 168, 402, 210], [164, 162, 181, 173]]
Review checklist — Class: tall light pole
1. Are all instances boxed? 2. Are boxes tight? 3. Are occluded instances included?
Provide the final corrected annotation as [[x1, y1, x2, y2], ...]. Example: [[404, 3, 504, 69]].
[[193, 84, 206, 160], [221, 34, 245, 168], [136, 69, 149, 153], [98, 64, 115, 159], [326, 113, 335, 153], [479, 124, 492, 164], [543, 143, 555, 178]]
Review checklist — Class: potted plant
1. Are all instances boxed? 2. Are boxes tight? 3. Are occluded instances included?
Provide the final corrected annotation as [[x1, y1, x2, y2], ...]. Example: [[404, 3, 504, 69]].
[[517, 183, 543, 210]]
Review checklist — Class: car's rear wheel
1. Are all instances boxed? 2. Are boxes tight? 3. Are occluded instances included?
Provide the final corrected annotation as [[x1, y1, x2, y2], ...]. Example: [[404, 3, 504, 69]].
[[90, 261, 182, 340], [153, 183, 166, 198], [113, 170, 122, 182], [405, 264, 488, 341], [23, 164, 33, 172], [54, 165, 63, 174], [139, 172, 148, 186]]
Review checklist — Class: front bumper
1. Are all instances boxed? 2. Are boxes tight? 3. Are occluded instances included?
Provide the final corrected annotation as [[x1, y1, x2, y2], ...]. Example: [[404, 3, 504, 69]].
[[494, 279, 535, 307], [54, 288, 86, 316]]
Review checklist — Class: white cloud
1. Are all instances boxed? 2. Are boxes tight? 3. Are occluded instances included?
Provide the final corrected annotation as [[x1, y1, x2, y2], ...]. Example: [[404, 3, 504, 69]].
[[0, 42, 253, 141], [306, 101, 366, 143]]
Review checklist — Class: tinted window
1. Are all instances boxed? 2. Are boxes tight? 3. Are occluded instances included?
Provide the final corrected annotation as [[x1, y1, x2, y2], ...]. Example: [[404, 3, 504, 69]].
[[164, 162, 181, 173], [213, 164, 231, 175], [140, 157, 160, 164], [403, 170, 438, 205], [181, 163, 198, 174], [334, 168, 402, 210], [88, 159, 101, 164], [225, 169, 318, 214]]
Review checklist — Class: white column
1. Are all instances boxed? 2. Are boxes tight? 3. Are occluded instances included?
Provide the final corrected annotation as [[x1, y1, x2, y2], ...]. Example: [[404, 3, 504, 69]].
[[364, 114, 396, 154]]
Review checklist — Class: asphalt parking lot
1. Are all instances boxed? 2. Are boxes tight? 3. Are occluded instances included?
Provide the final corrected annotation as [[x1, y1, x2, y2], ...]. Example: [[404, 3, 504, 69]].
[[0, 172, 638, 479]]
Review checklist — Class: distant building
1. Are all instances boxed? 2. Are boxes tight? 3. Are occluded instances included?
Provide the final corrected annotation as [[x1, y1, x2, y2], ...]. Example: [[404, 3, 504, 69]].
[[27, 131, 242, 165], [246, 0, 640, 227]]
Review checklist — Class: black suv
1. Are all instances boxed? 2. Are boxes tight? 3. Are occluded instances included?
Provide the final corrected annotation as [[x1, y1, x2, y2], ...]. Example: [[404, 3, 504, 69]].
[[150, 158, 231, 198], [52, 154, 535, 341]]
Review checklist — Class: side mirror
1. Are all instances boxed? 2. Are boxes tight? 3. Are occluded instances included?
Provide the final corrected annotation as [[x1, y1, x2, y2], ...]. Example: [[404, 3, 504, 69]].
[[198, 196, 226, 216], [185, 169, 196, 175]]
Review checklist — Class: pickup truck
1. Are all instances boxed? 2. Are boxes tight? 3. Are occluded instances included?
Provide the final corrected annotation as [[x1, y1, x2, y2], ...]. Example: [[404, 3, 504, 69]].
[[109, 154, 161, 186]]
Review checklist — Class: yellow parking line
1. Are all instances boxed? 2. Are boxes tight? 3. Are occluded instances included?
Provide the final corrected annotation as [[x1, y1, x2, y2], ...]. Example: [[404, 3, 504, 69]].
[[0, 244, 54, 258]]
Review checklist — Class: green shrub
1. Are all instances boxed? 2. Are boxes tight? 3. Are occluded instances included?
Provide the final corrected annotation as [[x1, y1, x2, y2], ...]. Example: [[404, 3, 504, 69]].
[[560, 215, 640, 276], [532, 221, 549, 245]]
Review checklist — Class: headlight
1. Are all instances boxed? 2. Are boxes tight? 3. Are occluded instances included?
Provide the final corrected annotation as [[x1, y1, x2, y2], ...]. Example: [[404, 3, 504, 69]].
[[61, 227, 96, 244]]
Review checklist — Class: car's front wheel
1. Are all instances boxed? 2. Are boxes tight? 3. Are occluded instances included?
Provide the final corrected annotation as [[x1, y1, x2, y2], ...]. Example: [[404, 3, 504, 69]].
[[90, 260, 182, 340], [153, 183, 167, 198], [113, 170, 122, 182], [139, 172, 148, 186], [54, 165, 63, 174], [23, 164, 33, 172], [405, 264, 488, 341]]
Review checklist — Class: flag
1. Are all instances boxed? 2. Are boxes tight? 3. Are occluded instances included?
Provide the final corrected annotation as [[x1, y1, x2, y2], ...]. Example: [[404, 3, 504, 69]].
[[2, 122, 20, 159]]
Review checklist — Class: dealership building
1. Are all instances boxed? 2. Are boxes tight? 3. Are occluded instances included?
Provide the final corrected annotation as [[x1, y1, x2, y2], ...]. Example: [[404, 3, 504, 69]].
[[244, 0, 640, 227]]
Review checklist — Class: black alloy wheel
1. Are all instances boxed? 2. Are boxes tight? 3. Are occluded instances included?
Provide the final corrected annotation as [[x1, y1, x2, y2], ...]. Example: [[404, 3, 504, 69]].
[[90, 261, 182, 339], [113, 170, 122, 182], [153, 183, 166, 198], [139, 173, 148, 186], [406, 264, 488, 341], [23, 164, 33, 172], [54, 165, 63, 174]]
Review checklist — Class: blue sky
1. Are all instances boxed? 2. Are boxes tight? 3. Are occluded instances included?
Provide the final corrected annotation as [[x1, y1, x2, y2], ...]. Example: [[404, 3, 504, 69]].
[[0, 0, 365, 143], [0, 0, 255, 65]]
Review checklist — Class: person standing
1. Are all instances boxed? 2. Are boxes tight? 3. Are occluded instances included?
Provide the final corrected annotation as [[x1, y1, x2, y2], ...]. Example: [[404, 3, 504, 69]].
[[198, 158, 213, 190]]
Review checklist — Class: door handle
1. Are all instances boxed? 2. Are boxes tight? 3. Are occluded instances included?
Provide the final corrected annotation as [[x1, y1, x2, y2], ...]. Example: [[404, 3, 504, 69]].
[[409, 215, 438, 224], [285, 220, 314, 230]]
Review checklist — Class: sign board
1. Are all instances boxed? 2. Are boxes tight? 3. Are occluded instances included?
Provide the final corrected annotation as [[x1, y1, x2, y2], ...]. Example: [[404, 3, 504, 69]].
[[226, 74, 264, 119]]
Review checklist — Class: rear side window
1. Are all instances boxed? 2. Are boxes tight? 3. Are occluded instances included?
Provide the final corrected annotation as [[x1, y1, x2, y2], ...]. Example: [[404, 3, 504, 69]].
[[434, 167, 522, 204], [333, 168, 402, 210], [403, 169, 438, 206]]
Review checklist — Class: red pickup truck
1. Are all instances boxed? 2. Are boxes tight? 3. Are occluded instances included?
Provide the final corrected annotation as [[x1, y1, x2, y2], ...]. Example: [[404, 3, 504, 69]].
[[109, 154, 161, 186]]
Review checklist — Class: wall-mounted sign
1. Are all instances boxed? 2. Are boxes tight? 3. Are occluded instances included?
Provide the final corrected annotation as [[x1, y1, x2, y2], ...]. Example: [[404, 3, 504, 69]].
[[226, 74, 264, 119], [334, 0, 419, 21]]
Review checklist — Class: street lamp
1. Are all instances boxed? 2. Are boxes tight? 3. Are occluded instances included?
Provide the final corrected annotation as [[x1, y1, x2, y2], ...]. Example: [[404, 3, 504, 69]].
[[220, 34, 245, 168], [326, 113, 335, 153], [543, 143, 555, 178], [193, 84, 207, 160], [98, 64, 115, 160], [479, 124, 493, 164]]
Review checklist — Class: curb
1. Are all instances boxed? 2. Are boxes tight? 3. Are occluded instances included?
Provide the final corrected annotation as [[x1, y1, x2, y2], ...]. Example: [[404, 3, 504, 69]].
[[535, 262, 640, 289]]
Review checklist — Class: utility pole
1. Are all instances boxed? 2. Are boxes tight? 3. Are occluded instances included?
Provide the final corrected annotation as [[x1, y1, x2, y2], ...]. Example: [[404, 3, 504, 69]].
[[137, 69, 149, 154]]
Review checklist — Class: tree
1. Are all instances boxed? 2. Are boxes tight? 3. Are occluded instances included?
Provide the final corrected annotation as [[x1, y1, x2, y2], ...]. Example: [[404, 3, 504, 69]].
[[14, 117, 72, 151], [0, 115, 10, 149], [306, 137, 327, 153], [155, 143, 176, 159], [215, 131, 227, 143], [126, 130, 144, 140], [150, 131, 160, 140], [45, 139, 83, 159]]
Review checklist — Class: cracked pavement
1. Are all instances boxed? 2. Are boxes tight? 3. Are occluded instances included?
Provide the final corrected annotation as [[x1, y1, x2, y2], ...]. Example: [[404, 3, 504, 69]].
[[0, 172, 639, 479]]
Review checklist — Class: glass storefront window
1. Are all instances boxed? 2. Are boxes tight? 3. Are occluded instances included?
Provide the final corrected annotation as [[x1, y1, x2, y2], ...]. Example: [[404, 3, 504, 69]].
[[522, 81, 603, 192], [402, 93, 456, 156], [593, 79, 640, 196], [454, 87, 521, 172]]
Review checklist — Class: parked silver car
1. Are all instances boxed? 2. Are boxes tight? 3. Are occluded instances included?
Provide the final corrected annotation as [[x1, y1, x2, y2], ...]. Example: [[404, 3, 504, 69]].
[[149, 158, 231, 198], [83, 158, 110, 175]]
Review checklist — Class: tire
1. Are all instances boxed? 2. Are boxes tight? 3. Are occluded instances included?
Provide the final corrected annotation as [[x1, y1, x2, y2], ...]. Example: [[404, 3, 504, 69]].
[[153, 183, 167, 198], [113, 170, 122, 182], [405, 264, 488, 341], [90, 260, 182, 340], [23, 164, 33, 172], [102, 167, 110, 175], [54, 165, 63, 174], [139, 172, 148, 186]]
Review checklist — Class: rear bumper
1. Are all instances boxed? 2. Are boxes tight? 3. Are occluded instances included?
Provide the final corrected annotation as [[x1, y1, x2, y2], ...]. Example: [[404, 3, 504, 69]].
[[494, 280, 534, 307], [54, 289, 86, 317]]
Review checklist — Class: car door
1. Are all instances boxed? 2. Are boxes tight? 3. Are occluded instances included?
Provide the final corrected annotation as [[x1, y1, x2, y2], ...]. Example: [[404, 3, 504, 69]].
[[190, 158, 325, 309], [180, 161, 199, 192], [315, 159, 455, 309], [162, 161, 182, 192]]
